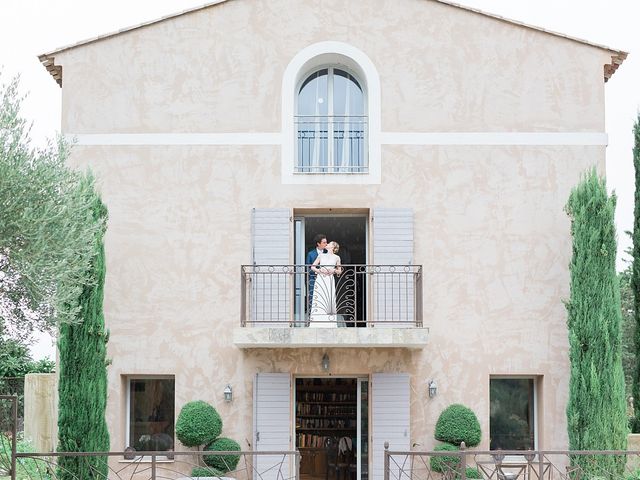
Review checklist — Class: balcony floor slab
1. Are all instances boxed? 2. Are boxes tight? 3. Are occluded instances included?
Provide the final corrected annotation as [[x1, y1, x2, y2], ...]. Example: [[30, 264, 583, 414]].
[[232, 326, 428, 348]]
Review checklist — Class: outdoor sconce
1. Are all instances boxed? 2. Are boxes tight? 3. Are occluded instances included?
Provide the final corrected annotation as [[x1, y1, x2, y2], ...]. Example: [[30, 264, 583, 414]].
[[321, 353, 330, 372], [428, 379, 438, 398], [224, 384, 233, 402]]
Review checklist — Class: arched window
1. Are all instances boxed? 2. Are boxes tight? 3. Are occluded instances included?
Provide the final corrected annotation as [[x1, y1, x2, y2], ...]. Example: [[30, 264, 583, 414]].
[[296, 67, 367, 173]]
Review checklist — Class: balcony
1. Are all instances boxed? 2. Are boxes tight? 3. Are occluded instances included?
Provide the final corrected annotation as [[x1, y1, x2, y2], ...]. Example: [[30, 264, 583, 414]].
[[233, 264, 428, 349], [295, 115, 368, 174]]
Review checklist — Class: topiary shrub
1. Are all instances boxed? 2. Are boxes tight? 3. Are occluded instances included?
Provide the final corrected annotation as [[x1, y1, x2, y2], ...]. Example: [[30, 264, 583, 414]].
[[204, 437, 241, 472], [430, 443, 460, 473], [191, 466, 224, 478], [435, 404, 481, 447], [464, 467, 483, 479], [175, 401, 223, 447]]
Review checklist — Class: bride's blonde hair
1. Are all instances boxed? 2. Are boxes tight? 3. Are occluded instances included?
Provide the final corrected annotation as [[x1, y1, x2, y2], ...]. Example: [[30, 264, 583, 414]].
[[328, 241, 339, 253]]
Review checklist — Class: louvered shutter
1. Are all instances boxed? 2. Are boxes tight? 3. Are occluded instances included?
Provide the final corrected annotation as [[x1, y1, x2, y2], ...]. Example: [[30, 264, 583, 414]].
[[371, 373, 411, 480], [253, 373, 291, 480], [251, 209, 291, 325], [372, 208, 414, 326]]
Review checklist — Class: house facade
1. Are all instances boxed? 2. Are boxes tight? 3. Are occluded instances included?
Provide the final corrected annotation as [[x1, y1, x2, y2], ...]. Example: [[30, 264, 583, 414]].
[[40, 0, 626, 478]]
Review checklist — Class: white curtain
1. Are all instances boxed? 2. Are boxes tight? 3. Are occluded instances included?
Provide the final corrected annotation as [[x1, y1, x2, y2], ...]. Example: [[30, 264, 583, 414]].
[[311, 72, 321, 170], [340, 74, 352, 171]]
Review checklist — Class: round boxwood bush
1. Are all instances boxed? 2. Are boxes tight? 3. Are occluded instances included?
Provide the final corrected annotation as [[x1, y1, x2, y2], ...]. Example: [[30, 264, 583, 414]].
[[463, 467, 483, 479], [430, 444, 460, 473], [175, 401, 223, 447], [434, 404, 481, 447], [191, 466, 224, 478], [204, 437, 241, 472]]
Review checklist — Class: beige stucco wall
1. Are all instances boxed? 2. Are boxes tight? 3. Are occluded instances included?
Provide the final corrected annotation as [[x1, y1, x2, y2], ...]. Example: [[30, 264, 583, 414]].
[[50, 0, 615, 469], [56, 0, 610, 134]]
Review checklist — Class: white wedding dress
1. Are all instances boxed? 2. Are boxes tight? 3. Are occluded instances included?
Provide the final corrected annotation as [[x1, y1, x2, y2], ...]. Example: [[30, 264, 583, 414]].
[[309, 253, 340, 328]]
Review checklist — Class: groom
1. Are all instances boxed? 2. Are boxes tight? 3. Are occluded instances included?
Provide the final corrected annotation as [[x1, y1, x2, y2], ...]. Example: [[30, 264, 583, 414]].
[[306, 234, 328, 316]]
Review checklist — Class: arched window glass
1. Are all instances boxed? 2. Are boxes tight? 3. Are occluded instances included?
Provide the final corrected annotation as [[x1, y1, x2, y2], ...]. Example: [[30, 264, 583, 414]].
[[296, 67, 367, 173]]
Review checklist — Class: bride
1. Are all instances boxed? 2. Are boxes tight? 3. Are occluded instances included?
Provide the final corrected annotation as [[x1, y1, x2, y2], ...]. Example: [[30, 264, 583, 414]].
[[309, 241, 342, 328]]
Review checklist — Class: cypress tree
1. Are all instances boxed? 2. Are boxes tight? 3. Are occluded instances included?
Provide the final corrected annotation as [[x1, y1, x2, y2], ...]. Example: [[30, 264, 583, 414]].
[[632, 113, 640, 432], [57, 184, 110, 479], [565, 170, 627, 474]]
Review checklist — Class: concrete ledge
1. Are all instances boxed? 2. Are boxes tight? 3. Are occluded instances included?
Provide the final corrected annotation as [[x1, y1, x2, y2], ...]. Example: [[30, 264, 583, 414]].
[[232, 327, 428, 348]]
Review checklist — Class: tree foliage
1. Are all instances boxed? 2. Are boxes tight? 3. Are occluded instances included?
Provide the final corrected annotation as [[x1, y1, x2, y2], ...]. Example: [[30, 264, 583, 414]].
[[434, 404, 481, 447], [619, 262, 636, 400], [0, 73, 104, 341], [0, 336, 54, 378], [203, 437, 241, 472], [565, 169, 627, 474], [57, 187, 109, 479], [175, 401, 223, 448], [632, 113, 640, 432]]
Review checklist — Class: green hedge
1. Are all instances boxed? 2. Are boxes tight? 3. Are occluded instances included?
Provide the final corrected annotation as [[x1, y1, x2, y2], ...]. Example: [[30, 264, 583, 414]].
[[204, 437, 241, 472], [429, 444, 460, 473], [464, 467, 482, 479], [191, 466, 224, 478], [434, 404, 481, 447], [175, 401, 223, 447]]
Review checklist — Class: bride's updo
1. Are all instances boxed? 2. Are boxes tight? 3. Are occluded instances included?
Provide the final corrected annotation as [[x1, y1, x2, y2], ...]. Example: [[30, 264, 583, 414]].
[[328, 241, 339, 253]]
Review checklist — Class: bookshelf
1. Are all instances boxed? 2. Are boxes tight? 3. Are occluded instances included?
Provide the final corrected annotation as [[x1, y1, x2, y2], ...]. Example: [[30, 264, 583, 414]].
[[295, 378, 358, 475]]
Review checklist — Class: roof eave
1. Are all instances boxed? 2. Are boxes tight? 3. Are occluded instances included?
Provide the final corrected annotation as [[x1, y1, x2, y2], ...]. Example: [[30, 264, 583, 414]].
[[38, 54, 62, 87], [605, 51, 628, 82]]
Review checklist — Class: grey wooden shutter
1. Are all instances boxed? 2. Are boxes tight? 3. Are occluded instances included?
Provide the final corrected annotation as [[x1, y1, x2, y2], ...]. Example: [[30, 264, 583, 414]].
[[251, 209, 291, 325], [372, 208, 414, 326], [371, 373, 411, 480], [253, 373, 291, 480]]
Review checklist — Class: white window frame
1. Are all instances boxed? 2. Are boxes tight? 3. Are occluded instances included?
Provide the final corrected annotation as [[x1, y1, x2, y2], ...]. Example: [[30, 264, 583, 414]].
[[294, 65, 368, 174], [282, 41, 381, 185], [125, 375, 176, 460], [489, 376, 539, 455]]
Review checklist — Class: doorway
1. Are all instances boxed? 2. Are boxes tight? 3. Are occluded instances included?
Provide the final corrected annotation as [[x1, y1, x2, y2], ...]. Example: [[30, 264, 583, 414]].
[[295, 377, 369, 480], [294, 214, 368, 325]]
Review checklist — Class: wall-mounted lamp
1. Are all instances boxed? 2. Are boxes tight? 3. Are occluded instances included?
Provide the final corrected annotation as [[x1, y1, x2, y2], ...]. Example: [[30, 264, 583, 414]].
[[321, 353, 330, 372], [224, 384, 233, 402], [428, 380, 438, 398]]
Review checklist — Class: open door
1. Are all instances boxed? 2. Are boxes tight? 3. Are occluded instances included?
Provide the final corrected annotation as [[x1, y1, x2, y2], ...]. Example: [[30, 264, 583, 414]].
[[371, 373, 410, 480], [254, 373, 291, 480]]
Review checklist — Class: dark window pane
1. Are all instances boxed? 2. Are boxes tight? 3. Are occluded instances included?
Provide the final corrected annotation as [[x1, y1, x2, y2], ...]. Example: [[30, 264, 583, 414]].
[[490, 378, 535, 450], [129, 378, 175, 452]]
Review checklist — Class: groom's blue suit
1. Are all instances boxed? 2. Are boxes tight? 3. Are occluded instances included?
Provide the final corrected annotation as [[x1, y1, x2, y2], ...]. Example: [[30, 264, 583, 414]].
[[306, 248, 326, 313]]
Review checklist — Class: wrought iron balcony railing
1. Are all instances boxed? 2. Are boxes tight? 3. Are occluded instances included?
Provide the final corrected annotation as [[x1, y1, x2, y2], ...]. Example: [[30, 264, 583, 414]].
[[295, 115, 368, 174], [240, 264, 422, 327]]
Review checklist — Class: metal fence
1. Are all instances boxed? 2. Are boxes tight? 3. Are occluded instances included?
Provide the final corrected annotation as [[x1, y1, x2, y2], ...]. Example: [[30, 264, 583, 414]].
[[384, 442, 638, 480], [0, 378, 24, 432], [0, 395, 299, 480], [4, 450, 299, 480], [241, 264, 423, 327]]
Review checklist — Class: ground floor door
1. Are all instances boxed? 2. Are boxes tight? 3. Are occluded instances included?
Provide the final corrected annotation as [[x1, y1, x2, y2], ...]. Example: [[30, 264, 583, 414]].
[[254, 372, 409, 480], [295, 377, 367, 480]]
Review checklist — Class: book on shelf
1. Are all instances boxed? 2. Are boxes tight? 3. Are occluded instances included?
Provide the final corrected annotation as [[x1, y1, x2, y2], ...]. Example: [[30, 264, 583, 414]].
[[297, 417, 356, 429], [297, 433, 330, 448], [296, 403, 356, 416]]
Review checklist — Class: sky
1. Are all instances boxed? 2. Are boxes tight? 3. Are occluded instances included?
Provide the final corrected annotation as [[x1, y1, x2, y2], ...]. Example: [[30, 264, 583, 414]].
[[1, 0, 639, 359]]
